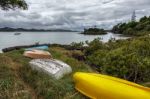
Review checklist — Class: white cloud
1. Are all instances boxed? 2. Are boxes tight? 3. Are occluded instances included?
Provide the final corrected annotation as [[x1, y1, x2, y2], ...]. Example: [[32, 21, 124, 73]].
[[0, 0, 150, 30]]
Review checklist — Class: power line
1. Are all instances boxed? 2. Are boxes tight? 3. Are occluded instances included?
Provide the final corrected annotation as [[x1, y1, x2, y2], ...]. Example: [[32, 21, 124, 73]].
[[131, 10, 136, 21]]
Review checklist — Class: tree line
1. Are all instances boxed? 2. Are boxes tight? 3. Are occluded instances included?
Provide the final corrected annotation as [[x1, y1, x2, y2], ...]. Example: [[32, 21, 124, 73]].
[[112, 16, 150, 36]]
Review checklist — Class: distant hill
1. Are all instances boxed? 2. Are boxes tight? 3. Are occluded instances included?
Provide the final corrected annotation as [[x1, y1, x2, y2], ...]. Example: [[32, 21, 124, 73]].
[[0, 27, 76, 32]]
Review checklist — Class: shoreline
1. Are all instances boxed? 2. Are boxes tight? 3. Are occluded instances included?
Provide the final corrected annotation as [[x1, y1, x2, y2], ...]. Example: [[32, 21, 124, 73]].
[[2, 43, 59, 53], [80, 32, 107, 35], [0, 50, 3, 53], [1, 43, 84, 53]]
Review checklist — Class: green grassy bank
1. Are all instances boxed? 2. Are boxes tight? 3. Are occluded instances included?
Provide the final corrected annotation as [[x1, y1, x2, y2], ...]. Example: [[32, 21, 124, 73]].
[[0, 47, 92, 99]]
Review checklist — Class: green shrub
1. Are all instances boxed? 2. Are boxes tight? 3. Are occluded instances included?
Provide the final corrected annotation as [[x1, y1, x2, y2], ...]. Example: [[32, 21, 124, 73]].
[[84, 36, 150, 83]]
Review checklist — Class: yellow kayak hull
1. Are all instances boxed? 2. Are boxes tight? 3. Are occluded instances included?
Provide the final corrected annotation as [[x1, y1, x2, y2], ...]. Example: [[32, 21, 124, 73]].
[[73, 72, 150, 99]]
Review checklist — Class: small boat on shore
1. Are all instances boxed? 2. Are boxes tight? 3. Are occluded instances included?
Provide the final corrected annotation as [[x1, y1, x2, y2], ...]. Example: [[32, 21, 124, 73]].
[[25, 45, 49, 51], [73, 72, 150, 99], [29, 59, 72, 79], [23, 50, 52, 59], [14, 32, 21, 35]]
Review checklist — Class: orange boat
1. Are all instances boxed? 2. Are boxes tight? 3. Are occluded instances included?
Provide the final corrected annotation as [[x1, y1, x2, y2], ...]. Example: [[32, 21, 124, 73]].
[[23, 50, 52, 59]]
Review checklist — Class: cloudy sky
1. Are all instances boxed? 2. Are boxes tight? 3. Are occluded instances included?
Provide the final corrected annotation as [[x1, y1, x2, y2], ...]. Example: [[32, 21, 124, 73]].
[[0, 0, 150, 30]]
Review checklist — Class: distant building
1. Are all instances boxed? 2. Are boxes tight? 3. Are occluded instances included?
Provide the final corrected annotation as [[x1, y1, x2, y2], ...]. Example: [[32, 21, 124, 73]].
[[131, 10, 136, 21]]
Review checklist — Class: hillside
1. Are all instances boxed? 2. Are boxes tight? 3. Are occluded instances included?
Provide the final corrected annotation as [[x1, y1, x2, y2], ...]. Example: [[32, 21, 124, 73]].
[[112, 16, 150, 36], [0, 27, 75, 32], [0, 47, 93, 99], [84, 35, 150, 83]]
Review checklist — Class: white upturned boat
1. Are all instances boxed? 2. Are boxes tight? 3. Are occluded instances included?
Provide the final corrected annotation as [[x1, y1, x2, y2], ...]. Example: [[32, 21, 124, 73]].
[[29, 59, 72, 79]]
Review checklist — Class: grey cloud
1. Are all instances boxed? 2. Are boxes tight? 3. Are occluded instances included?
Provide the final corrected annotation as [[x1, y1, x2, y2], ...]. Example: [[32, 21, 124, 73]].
[[0, 0, 150, 30], [102, 0, 114, 4]]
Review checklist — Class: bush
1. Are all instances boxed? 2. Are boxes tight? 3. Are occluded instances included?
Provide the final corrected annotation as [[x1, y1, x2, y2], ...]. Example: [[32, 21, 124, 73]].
[[70, 42, 84, 50], [84, 38, 107, 56], [123, 28, 135, 35], [84, 36, 150, 83], [144, 25, 150, 31]]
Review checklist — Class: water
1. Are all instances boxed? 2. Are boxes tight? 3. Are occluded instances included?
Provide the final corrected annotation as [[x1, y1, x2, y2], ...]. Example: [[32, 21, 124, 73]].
[[0, 32, 129, 52]]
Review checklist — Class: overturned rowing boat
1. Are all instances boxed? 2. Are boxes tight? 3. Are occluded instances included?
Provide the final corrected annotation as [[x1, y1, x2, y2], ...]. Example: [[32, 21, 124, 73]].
[[30, 59, 72, 79], [25, 45, 49, 51], [23, 50, 52, 59]]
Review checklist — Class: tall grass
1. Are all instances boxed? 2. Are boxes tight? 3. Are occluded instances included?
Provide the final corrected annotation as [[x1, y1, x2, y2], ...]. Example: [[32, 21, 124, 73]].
[[1, 48, 91, 99], [0, 54, 32, 99]]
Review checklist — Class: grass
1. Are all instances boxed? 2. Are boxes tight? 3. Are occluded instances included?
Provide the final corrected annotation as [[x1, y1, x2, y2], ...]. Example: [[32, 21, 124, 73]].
[[0, 54, 32, 99], [0, 47, 92, 99]]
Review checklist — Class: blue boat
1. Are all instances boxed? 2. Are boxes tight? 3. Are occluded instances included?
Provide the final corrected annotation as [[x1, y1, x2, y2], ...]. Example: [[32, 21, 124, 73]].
[[25, 45, 49, 51]]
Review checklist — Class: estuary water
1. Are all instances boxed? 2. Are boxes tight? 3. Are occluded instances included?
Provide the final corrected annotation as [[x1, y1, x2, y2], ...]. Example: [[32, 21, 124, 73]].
[[0, 32, 129, 52]]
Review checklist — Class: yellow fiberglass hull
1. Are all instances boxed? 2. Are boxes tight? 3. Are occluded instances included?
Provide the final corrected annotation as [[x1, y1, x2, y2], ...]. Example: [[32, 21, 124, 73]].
[[73, 72, 150, 99]]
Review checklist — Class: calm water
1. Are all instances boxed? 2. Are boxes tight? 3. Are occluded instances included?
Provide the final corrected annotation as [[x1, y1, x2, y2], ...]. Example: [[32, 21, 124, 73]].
[[0, 32, 129, 52]]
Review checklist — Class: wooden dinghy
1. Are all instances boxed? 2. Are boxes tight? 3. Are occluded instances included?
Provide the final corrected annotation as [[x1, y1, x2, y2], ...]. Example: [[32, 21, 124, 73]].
[[23, 50, 52, 59]]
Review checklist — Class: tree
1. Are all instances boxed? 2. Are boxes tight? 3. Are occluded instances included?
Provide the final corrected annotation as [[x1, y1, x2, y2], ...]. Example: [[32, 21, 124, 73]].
[[124, 28, 135, 35], [0, 0, 28, 10], [145, 25, 150, 31], [112, 16, 150, 36], [140, 16, 148, 23]]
